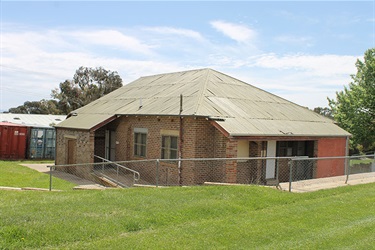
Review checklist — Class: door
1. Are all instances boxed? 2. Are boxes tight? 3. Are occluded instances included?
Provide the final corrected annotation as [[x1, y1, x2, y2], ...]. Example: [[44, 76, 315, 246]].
[[265, 140, 277, 179], [44, 129, 56, 159], [105, 130, 116, 161], [0, 126, 9, 158], [30, 129, 45, 159], [67, 139, 76, 164]]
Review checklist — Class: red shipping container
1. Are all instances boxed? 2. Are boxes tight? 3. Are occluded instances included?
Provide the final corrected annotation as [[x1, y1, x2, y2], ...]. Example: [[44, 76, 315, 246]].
[[0, 122, 28, 159]]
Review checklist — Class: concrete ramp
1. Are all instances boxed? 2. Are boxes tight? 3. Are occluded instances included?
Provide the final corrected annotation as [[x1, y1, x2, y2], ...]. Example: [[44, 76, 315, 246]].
[[21, 163, 106, 190]]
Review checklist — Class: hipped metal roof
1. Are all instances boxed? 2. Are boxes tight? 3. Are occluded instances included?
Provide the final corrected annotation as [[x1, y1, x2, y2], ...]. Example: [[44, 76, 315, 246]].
[[56, 68, 350, 137]]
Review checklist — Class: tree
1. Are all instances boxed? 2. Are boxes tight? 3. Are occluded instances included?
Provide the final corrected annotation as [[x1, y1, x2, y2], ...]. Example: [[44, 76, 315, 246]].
[[8, 99, 62, 115], [313, 107, 333, 119], [51, 66, 123, 114], [329, 48, 375, 152]]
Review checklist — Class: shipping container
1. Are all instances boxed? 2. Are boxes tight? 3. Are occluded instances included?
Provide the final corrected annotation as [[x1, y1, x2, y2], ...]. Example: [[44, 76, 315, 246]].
[[0, 122, 28, 159], [28, 127, 56, 159]]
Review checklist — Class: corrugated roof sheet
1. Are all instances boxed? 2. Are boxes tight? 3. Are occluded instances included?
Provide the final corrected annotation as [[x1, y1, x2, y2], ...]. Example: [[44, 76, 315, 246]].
[[215, 118, 349, 137], [0, 113, 67, 127], [56, 68, 350, 137], [56, 114, 114, 130]]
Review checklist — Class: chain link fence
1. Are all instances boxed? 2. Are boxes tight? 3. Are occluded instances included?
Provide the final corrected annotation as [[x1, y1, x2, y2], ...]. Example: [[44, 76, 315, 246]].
[[348, 152, 375, 175], [48, 155, 375, 192], [287, 154, 375, 191]]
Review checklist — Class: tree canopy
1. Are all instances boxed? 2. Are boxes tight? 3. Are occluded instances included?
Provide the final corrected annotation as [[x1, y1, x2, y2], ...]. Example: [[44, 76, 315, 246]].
[[313, 107, 333, 119], [7, 66, 123, 115], [329, 48, 375, 153], [51, 66, 123, 114], [8, 99, 62, 115]]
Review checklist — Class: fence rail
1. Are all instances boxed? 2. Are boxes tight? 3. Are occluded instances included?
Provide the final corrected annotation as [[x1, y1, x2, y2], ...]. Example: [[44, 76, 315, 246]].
[[93, 155, 140, 186], [48, 155, 375, 192]]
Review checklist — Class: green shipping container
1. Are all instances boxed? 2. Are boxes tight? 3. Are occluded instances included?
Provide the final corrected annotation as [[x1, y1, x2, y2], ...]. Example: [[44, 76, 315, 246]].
[[29, 128, 56, 159]]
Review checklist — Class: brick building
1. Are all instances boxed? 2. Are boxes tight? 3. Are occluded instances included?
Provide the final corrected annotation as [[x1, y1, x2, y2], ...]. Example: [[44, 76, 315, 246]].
[[55, 68, 350, 185]]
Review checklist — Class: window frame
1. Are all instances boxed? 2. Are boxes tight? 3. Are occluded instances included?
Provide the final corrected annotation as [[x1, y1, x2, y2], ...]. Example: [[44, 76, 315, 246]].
[[134, 128, 148, 158], [161, 135, 178, 159]]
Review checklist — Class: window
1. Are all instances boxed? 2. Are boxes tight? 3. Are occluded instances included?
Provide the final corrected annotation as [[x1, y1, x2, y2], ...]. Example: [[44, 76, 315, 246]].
[[278, 141, 294, 157], [134, 129, 147, 157], [161, 136, 178, 159]]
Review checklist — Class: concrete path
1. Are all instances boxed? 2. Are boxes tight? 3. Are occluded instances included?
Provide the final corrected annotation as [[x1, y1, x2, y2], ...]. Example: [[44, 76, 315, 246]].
[[21, 164, 106, 190], [279, 172, 375, 192]]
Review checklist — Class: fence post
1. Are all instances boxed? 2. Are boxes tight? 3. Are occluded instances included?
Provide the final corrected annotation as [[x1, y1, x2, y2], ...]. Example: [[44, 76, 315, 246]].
[[156, 159, 160, 187], [344, 136, 350, 184], [276, 158, 280, 183], [49, 166, 53, 191], [178, 158, 182, 186], [117, 165, 119, 182], [288, 160, 293, 192], [345, 156, 350, 184]]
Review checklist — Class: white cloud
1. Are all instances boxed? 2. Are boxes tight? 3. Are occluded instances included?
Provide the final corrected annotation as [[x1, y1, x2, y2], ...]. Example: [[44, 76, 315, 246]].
[[144, 27, 205, 41], [0, 24, 361, 111], [1, 28, 160, 80], [253, 53, 358, 77], [218, 52, 360, 108], [69, 29, 155, 54], [275, 35, 314, 47], [232, 70, 353, 109], [210, 20, 256, 43], [0, 26, 196, 111]]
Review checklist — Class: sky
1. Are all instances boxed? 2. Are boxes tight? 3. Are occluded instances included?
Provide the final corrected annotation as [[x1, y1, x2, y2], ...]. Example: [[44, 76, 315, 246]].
[[1, 1, 374, 112]]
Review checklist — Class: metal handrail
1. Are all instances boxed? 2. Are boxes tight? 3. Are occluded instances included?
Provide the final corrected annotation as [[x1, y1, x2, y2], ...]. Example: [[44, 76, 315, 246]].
[[94, 155, 140, 182]]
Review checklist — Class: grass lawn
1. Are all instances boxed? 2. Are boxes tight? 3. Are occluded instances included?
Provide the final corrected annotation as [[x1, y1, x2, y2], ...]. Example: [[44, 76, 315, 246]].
[[0, 160, 75, 190], [1, 161, 374, 249], [350, 158, 374, 166]]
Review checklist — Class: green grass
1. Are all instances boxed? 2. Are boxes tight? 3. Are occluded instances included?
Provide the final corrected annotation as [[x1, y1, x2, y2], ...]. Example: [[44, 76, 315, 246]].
[[0, 161, 75, 190], [350, 158, 373, 166], [0, 161, 374, 249]]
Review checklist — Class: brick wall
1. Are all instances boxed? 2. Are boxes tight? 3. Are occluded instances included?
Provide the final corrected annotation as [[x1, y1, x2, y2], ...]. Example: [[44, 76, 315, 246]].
[[56, 120, 349, 185], [237, 141, 266, 184], [55, 128, 94, 165], [55, 128, 94, 180], [225, 139, 238, 183], [55, 116, 246, 185], [200, 128, 227, 183], [316, 137, 347, 177], [94, 116, 231, 185], [114, 116, 182, 160]]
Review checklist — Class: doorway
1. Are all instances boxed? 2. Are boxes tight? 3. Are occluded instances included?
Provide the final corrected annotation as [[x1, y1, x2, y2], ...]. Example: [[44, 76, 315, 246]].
[[105, 130, 116, 161], [67, 139, 76, 164]]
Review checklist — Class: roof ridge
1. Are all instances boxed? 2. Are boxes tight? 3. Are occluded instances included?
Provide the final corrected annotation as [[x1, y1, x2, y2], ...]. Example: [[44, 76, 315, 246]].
[[193, 69, 211, 115], [138, 68, 209, 79]]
